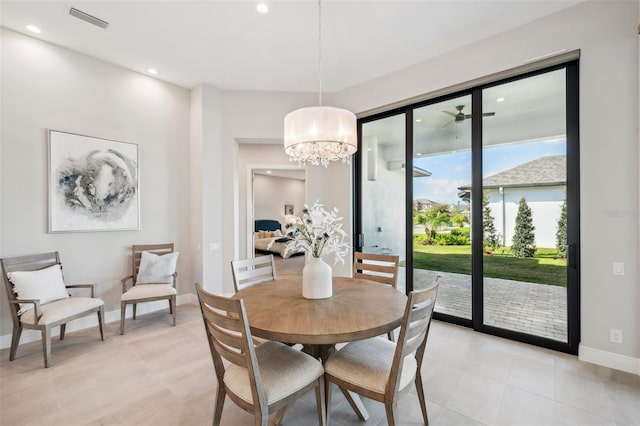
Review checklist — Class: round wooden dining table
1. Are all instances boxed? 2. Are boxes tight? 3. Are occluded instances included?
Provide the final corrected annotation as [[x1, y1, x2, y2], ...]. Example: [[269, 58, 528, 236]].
[[233, 275, 407, 360], [234, 274, 407, 421]]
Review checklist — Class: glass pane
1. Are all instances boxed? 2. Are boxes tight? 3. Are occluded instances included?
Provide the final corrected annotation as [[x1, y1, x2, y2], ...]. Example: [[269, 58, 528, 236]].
[[361, 114, 406, 289], [482, 69, 568, 342], [413, 95, 472, 319]]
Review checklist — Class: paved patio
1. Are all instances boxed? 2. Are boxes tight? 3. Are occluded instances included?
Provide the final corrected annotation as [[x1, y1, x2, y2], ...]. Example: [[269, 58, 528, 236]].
[[275, 255, 568, 342], [398, 268, 568, 342]]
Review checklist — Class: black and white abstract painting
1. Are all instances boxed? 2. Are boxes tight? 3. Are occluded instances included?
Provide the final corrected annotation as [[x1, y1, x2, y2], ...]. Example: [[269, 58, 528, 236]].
[[48, 130, 139, 232]]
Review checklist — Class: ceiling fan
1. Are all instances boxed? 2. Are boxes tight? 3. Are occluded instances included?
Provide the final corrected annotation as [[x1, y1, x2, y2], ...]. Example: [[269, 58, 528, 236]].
[[442, 105, 495, 126]]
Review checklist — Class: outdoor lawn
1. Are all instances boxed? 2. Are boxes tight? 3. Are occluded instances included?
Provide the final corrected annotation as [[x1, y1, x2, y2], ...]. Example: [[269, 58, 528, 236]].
[[412, 243, 567, 287]]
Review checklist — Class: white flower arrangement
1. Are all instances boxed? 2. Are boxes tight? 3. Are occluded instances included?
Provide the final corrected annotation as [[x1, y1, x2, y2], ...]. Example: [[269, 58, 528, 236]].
[[285, 201, 350, 264]]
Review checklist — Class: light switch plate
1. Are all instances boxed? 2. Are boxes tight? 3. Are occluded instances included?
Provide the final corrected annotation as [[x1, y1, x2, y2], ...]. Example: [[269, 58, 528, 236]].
[[613, 262, 624, 276]]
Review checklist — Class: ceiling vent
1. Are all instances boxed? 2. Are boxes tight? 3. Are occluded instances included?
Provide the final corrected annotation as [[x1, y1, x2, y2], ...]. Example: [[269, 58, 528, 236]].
[[69, 7, 109, 29]]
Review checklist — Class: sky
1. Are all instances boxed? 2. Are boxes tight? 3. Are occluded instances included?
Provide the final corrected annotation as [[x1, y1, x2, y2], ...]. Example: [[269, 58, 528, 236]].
[[413, 138, 566, 204]]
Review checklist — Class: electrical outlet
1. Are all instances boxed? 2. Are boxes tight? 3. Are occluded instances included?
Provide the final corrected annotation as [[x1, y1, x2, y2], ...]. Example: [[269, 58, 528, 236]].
[[609, 328, 623, 344]]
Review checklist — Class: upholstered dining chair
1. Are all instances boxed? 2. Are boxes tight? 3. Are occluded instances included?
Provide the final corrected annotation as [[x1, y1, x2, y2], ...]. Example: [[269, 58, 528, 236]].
[[324, 279, 439, 426], [231, 254, 277, 293], [353, 251, 400, 340], [1, 252, 105, 368], [195, 284, 326, 426], [120, 243, 178, 335]]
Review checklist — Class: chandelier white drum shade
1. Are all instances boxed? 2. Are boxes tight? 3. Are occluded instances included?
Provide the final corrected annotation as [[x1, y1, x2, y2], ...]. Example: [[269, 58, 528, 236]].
[[284, 106, 357, 167]]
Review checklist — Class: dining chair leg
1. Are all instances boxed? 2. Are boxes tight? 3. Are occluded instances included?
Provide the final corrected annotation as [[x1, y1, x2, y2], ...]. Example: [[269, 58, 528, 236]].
[[212, 385, 225, 426], [98, 306, 105, 340], [120, 301, 126, 335], [273, 406, 287, 425], [60, 324, 66, 340], [9, 325, 22, 361], [133, 303, 137, 320], [42, 326, 52, 368], [340, 387, 369, 421], [384, 401, 398, 426], [325, 377, 333, 425], [415, 374, 429, 425], [171, 295, 177, 326], [315, 378, 326, 426]]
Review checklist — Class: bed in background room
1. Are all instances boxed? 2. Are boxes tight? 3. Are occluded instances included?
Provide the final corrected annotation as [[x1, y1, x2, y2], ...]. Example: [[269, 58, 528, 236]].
[[254, 219, 304, 259]]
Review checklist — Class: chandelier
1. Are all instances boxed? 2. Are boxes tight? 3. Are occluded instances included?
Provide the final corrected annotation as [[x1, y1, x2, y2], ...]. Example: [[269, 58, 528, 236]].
[[283, 0, 357, 167]]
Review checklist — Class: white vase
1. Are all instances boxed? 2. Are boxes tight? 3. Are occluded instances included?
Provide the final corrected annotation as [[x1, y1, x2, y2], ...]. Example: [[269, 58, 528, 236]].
[[302, 256, 332, 299]]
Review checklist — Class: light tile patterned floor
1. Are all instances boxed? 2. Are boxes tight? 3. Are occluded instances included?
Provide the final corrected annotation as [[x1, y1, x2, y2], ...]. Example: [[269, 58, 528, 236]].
[[1, 304, 638, 425]]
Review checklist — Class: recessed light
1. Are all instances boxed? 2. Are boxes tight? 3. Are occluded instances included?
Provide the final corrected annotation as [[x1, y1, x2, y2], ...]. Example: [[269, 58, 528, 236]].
[[416, 153, 422, 156], [26, 25, 41, 34], [266, 170, 272, 174], [256, 3, 268, 13], [148, 68, 158, 75], [415, 118, 422, 123], [496, 97, 505, 102]]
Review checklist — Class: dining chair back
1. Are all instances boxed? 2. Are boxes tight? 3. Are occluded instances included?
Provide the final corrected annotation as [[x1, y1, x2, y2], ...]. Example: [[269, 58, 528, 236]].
[[231, 255, 277, 293], [1, 252, 105, 368], [353, 252, 399, 288], [324, 278, 440, 426], [195, 284, 325, 426], [120, 243, 177, 335]]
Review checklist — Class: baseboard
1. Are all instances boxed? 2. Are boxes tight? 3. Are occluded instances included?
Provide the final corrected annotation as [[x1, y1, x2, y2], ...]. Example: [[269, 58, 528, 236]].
[[0, 293, 198, 350], [579, 344, 640, 375]]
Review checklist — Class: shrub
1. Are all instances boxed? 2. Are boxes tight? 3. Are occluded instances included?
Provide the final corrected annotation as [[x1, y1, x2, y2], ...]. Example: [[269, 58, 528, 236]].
[[433, 233, 469, 246], [512, 197, 536, 257], [450, 228, 470, 238], [483, 191, 501, 249], [556, 199, 567, 258]]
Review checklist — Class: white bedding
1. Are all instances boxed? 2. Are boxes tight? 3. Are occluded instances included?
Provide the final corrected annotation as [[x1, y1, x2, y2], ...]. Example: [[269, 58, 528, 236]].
[[254, 236, 303, 259]]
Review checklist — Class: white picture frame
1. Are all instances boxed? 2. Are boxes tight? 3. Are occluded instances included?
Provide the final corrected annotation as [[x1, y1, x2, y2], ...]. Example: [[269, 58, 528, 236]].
[[48, 130, 140, 232]]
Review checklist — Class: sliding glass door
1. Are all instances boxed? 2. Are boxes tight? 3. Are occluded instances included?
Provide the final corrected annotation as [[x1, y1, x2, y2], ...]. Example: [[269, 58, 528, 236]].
[[357, 113, 407, 289], [480, 69, 570, 343], [412, 95, 473, 320], [355, 62, 580, 353]]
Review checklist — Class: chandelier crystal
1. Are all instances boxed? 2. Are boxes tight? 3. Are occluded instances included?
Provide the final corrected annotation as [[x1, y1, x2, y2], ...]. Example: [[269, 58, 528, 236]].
[[283, 0, 357, 167]]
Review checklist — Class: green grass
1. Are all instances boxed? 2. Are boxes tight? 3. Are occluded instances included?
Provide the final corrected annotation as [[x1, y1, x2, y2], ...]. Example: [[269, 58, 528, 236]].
[[409, 243, 567, 287]]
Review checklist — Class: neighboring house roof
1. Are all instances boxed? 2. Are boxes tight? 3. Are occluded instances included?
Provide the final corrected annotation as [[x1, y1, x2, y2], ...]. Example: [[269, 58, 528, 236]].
[[459, 155, 566, 190], [413, 199, 435, 211]]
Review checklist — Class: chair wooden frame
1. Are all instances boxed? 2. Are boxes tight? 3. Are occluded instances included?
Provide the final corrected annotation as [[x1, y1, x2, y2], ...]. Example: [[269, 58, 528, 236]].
[[195, 284, 325, 426], [353, 252, 400, 288], [325, 279, 439, 426], [1, 252, 105, 368], [231, 255, 277, 293], [120, 243, 177, 335], [353, 251, 400, 340]]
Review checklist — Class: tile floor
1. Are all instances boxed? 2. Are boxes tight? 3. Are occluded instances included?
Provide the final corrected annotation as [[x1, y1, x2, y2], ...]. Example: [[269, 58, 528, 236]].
[[1, 303, 638, 426]]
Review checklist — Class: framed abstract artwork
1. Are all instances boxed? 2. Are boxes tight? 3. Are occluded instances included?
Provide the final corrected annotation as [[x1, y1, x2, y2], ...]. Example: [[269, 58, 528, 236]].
[[48, 130, 140, 232]]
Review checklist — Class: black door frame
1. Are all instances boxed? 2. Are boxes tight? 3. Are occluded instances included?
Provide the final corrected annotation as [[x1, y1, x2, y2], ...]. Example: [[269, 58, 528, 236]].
[[354, 60, 580, 354]]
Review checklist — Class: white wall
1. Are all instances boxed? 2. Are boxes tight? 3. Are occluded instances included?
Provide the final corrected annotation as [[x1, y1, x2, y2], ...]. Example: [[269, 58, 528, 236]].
[[0, 29, 192, 337], [332, 1, 639, 366], [253, 174, 305, 222], [487, 186, 566, 249]]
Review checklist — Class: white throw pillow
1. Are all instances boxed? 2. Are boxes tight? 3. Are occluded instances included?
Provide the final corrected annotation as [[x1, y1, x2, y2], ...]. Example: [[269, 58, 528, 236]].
[[136, 251, 179, 284], [8, 264, 69, 314]]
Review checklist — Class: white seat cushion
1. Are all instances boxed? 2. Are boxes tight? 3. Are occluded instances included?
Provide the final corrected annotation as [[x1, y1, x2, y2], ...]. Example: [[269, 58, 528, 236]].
[[224, 341, 323, 405], [20, 297, 103, 325], [324, 336, 417, 394], [121, 284, 176, 301]]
